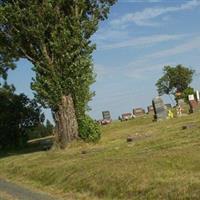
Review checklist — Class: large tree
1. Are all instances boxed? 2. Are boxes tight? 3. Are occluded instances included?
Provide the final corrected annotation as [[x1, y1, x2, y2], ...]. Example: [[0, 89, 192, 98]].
[[156, 65, 195, 100], [0, 0, 116, 148]]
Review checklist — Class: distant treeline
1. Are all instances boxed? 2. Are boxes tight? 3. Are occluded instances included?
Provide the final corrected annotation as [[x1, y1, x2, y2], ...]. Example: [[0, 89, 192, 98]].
[[0, 83, 54, 150]]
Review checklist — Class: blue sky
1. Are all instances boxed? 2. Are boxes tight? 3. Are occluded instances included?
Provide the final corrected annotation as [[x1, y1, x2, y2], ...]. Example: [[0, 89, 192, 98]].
[[4, 0, 200, 121]]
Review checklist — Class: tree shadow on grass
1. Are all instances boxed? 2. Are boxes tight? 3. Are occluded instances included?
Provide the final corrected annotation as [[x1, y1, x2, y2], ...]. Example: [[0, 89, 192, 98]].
[[0, 138, 53, 159]]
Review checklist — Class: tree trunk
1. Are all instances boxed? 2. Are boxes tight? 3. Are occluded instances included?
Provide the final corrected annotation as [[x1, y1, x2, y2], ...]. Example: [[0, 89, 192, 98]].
[[53, 95, 78, 149]]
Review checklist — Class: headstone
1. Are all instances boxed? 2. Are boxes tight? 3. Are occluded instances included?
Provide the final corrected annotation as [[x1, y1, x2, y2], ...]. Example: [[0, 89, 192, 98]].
[[147, 105, 154, 114], [102, 111, 111, 120], [152, 96, 167, 121], [178, 99, 185, 106], [121, 113, 134, 121], [177, 98, 188, 115], [133, 108, 145, 117], [101, 111, 112, 125], [189, 100, 199, 113], [196, 90, 200, 102], [188, 94, 195, 101]]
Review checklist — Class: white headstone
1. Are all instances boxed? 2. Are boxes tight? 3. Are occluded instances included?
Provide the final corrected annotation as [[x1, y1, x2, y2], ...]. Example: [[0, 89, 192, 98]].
[[196, 90, 200, 101], [188, 94, 195, 101]]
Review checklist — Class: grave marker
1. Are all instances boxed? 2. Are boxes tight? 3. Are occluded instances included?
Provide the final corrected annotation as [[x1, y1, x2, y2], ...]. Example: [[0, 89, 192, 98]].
[[101, 111, 112, 125], [133, 108, 145, 117], [121, 113, 134, 121], [152, 96, 167, 121], [102, 111, 111, 120]]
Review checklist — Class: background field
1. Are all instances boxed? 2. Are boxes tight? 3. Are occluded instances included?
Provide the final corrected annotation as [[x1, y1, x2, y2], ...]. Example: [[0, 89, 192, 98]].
[[0, 114, 200, 200]]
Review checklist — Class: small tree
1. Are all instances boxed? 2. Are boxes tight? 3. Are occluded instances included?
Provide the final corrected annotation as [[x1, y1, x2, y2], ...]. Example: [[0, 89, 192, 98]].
[[1, 0, 116, 148], [180, 87, 195, 103], [156, 65, 195, 102]]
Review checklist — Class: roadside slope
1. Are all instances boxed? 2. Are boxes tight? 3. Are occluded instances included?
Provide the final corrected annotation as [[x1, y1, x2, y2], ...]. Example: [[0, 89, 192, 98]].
[[0, 114, 200, 199]]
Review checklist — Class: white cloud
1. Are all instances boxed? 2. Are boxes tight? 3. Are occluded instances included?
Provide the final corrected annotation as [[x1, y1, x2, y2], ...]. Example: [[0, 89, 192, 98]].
[[126, 64, 164, 79], [98, 34, 186, 50], [125, 36, 200, 78], [111, 0, 200, 26], [94, 36, 200, 80], [93, 29, 130, 42], [148, 36, 200, 59]]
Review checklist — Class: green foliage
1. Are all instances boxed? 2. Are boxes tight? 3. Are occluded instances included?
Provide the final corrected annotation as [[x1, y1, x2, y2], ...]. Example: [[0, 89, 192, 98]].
[[46, 120, 54, 134], [0, 84, 44, 149], [156, 65, 195, 97], [78, 115, 101, 142], [0, 0, 116, 113], [179, 87, 195, 103], [0, 0, 116, 143], [28, 120, 54, 140]]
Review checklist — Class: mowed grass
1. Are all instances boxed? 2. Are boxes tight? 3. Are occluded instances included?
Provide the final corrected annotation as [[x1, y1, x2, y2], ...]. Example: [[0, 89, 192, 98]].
[[0, 114, 200, 199]]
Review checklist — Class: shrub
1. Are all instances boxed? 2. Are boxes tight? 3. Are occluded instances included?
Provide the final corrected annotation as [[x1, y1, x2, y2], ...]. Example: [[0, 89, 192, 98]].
[[78, 115, 101, 143]]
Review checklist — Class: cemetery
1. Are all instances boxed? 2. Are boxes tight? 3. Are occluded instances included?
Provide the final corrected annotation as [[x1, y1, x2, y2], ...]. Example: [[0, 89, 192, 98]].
[[1, 88, 200, 199], [0, 110, 199, 200], [1, 1, 200, 199], [98, 90, 200, 124]]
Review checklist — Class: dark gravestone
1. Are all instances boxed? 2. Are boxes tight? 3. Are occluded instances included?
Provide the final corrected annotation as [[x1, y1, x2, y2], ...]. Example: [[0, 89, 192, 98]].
[[133, 108, 145, 117], [152, 97, 167, 121], [101, 111, 112, 125], [102, 111, 111, 120]]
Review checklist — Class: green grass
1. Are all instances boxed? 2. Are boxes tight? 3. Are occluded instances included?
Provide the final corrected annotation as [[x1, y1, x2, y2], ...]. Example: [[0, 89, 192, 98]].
[[0, 114, 200, 199]]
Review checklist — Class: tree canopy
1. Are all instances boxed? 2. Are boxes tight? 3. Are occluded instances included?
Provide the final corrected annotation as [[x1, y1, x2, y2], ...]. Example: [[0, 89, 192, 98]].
[[156, 65, 195, 98]]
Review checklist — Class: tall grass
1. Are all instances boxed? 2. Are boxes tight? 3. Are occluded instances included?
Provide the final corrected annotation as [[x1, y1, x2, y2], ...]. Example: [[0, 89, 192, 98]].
[[0, 114, 200, 199]]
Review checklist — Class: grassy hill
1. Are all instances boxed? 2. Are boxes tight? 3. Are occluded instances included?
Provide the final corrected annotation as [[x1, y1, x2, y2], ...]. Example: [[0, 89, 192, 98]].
[[0, 114, 200, 199]]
